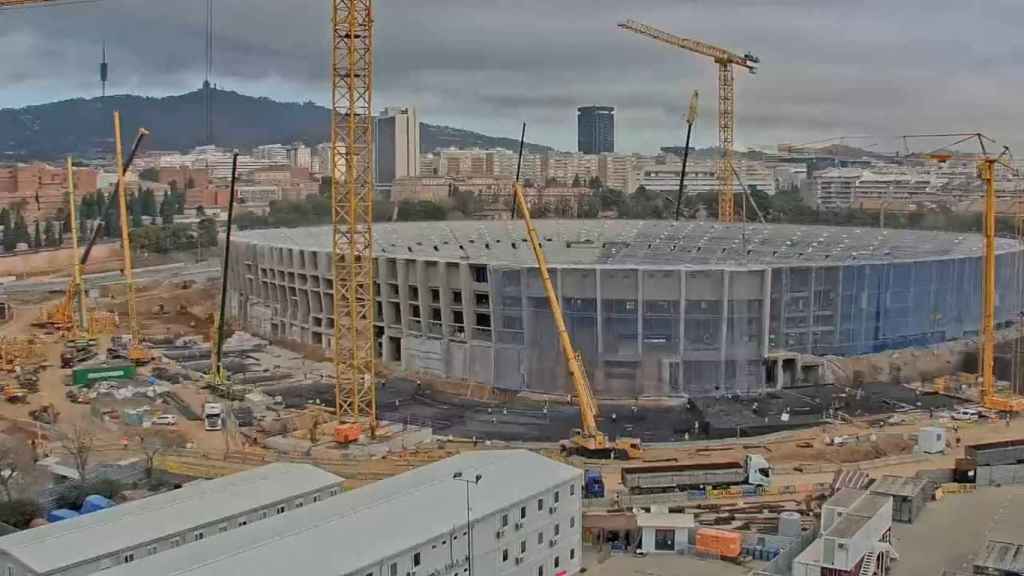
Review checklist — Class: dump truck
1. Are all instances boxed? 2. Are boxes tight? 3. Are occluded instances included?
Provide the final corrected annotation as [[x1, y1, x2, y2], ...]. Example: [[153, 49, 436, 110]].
[[620, 454, 772, 494], [203, 403, 224, 431]]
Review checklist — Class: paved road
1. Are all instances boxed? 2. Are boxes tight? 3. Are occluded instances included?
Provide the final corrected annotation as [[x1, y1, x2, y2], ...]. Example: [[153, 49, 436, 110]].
[[0, 263, 221, 294]]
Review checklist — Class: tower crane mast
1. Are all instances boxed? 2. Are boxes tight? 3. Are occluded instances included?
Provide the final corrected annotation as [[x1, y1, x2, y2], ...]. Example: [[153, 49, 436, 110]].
[[618, 19, 758, 223], [331, 0, 377, 437]]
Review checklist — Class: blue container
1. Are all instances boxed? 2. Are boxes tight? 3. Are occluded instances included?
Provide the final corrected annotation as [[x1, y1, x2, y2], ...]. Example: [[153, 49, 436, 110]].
[[80, 494, 115, 514], [46, 509, 79, 523]]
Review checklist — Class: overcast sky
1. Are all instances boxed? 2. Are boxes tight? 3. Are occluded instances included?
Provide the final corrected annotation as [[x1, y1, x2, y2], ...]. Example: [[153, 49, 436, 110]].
[[2, 0, 1022, 153]]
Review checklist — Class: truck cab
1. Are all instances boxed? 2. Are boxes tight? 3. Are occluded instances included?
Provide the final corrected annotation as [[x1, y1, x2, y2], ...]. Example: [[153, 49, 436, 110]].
[[745, 454, 772, 486], [583, 469, 605, 498], [203, 403, 224, 431]]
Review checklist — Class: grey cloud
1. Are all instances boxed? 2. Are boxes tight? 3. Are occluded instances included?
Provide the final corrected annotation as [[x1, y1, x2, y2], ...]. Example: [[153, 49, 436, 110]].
[[1, 0, 1022, 152]]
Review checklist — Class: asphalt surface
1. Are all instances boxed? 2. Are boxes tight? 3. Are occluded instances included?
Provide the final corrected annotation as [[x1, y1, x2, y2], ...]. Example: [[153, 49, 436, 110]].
[[263, 377, 963, 443]]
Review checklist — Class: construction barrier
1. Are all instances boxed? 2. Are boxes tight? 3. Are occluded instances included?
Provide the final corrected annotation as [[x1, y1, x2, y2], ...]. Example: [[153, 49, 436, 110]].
[[939, 482, 977, 495]]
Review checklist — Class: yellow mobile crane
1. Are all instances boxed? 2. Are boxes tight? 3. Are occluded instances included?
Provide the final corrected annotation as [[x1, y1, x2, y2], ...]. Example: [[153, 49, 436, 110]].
[[509, 155, 641, 458], [112, 112, 152, 365], [619, 19, 758, 224]]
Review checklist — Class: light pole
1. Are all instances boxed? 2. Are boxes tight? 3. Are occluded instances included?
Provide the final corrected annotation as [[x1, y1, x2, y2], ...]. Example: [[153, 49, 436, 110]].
[[453, 472, 482, 576]]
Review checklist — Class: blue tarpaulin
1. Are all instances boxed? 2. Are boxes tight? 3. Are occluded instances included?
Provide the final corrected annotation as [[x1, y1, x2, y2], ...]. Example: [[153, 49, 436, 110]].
[[80, 495, 115, 514], [46, 509, 79, 523]]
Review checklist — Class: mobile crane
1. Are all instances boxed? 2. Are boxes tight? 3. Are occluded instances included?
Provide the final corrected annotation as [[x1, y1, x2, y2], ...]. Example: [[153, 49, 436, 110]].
[[510, 164, 641, 459]]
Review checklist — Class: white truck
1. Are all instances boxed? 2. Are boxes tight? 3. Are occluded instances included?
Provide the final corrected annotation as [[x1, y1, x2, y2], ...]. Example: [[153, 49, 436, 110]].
[[203, 402, 224, 431], [620, 454, 772, 494]]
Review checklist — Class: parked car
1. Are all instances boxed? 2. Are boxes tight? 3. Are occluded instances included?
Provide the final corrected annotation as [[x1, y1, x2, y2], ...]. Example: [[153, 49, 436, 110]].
[[152, 414, 177, 426], [952, 408, 980, 422]]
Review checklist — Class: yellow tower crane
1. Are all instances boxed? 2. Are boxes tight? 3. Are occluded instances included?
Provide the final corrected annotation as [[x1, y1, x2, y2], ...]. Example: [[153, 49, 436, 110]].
[[331, 0, 377, 440], [65, 157, 88, 338], [903, 132, 1024, 413], [618, 19, 758, 223]]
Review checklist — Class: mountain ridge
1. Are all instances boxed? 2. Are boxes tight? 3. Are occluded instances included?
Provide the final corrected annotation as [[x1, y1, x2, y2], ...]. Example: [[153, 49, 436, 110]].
[[0, 88, 554, 160]]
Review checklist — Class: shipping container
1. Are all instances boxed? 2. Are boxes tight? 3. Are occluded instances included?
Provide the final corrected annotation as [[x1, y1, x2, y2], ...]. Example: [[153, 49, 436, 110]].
[[695, 528, 742, 559], [71, 364, 137, 387]]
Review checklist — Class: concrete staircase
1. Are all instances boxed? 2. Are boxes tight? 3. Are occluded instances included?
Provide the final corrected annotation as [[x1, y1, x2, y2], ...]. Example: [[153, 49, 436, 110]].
[[859, 551, 877, 576]]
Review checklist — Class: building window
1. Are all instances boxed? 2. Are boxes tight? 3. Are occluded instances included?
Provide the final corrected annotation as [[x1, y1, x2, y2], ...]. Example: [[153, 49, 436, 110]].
[[389, 562, 398, 576], [260, 511, 269, 520], [554, 556, 560, 569], [537, 498, 544, 511], [313, 494, 321, 503], [570, 548, 576, 560], [501, 513, 509, 528], [193, 531, 204, 542], [502, 549, 509, 562], [6, 566, 13, 576], [654, 529, 675, 551], [537, 566, 543, 576], [294, 499, 304, 509], [554, 523, 560, 537], [123, 553, 134, 564], [330, 488, 340, 497], [553, 490, 559, 504], [520, 506, 527, 520], [537, 531, 543, 545], [520, 539, 527, 555], [170, 537, 181, 548], [147, 545, 157, 555], [219, 523, 228, 533], [276, 505, 286, 514], [238, 519, 248, 528], [570, 517, 576, 529], [413, 552, 421, 568]]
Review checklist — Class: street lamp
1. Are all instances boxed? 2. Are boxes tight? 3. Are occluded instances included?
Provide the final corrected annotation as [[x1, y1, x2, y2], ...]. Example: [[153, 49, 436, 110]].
[[453, 472, 483, 576]]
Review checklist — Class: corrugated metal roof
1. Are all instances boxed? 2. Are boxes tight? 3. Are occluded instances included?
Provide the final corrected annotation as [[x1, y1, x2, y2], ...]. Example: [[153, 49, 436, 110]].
[[0, 463, 342, 574], [868, 475, 930, 498], [824, 493, 890, 540], [824, 487, 865, 511], [975, 540, 1024, 573], [103, 450, 580, 576]]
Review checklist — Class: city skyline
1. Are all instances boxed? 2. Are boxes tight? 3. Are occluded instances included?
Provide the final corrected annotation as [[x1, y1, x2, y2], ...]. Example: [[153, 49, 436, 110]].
[[2, 1, 1022, 155]]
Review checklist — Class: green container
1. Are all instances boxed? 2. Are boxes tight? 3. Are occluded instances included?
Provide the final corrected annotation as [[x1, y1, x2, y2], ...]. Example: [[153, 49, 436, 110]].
[[72, 364, 137, 387]]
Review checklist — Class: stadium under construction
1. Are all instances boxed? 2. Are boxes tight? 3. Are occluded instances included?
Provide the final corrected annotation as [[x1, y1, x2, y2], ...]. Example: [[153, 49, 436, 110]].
[[225, 220, 1024, 398]]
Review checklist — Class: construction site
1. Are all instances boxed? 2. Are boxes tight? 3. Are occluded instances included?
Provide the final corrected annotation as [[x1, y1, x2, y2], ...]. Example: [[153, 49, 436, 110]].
[[1, 2, 1023, 576]]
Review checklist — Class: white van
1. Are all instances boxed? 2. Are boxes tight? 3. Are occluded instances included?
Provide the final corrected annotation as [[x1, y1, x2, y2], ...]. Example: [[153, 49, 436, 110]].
[[951, 408, 980, 422]]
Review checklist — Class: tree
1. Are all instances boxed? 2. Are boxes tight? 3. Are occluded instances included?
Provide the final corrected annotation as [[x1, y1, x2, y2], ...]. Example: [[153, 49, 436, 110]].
[[318, 176, 332, 197], [138, 429, 186, 479], [198, 217, 218, 248], [140, 188, 158, 217], [0, 208, 9, 231], [0, 438, 37, 502], [159, 193, 176, 225], [396, 200, 447, 221], [31, 220, 41, 249], [195, 205, 206, 218], [0, 499, 41, 530], [451, 188, 477, 217], [138, 167, 160, 182], [12, 211, 30, 248], [60, 425, 95, 483], [43, 220, 57, 247], [571, 174, 582, 188]]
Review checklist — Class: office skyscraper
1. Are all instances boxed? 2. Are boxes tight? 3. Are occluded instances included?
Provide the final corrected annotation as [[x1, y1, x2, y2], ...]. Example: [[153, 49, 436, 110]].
[[577, 106, 615, 154], [374, 106, 420, 194]]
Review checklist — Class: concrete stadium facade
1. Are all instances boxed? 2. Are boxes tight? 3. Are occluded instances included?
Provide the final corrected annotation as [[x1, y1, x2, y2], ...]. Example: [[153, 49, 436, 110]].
[[226, 220, 1024, 398]]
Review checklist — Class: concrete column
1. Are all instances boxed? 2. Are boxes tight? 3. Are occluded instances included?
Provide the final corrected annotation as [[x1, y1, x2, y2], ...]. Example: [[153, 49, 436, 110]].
[[519, 268, 530, 390], [396, 259, 409, 332], [379, 257, 393, 365], [762, 268, 772, 357], [720, 270, 730, 392], [679, 270, 687, 393], [595, 268, 604, 356], [636, 269, 644, 398], [417, 260, 430, 333], [808, 265, 816, 354], [439, 262, 451, 340]]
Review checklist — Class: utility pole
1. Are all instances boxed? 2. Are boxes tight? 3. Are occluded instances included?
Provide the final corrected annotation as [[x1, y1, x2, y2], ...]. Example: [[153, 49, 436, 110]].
[[452, 472, 482, 576]]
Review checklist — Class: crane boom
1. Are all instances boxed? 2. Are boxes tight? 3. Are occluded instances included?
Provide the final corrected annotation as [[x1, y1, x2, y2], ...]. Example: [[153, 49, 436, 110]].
[[511, 182, 599, 436], [618, 19, 754, 69], [619, 19, 758, 224], [65, 157, 87, 336]]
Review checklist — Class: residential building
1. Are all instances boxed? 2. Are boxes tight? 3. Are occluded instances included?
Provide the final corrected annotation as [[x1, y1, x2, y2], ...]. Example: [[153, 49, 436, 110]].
[[577, 106, 614, 154], [252, 144, 290, 165], [0, 163, 99, 220], [813, 167, 862, 210], [598, 153, 653, 194], [153, 166, 209, 191], [0, 463, 343, 576], [185, 185, 231, 210], [543, 152, 598, 186], [288, 143, 312, 170], [792, 488, 894, 576], [638, 160, 777, 197], [375, 107, 420, 195], [391, 176, 453, 203], [102, 450, 583, 576]]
